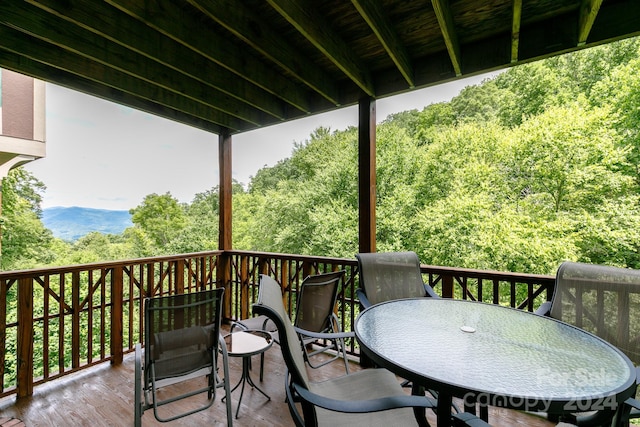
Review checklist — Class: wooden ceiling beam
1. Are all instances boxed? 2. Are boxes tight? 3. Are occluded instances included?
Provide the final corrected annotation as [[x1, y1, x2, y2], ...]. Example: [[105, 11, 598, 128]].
[[431, 0, 462, 77], [105, 0, 313, 114], [268, 0, 376, 98], [0, 49, 226, 134], [187, 0, 340, 106], [4, 1, 265, 126], [578, 0, 604, 46], [0, 25, 249, 132], [351, 0, 414, 88], [511, 0, 523, 63], [27, 0, 289, 121]]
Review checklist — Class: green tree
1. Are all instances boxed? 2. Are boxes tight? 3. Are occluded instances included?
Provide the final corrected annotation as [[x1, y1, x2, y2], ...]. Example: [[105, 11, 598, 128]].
[[129, 192, 186, 251], [0, 168, 55, 269]]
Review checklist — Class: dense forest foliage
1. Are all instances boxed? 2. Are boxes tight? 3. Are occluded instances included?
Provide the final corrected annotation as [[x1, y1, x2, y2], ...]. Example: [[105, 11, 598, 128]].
[[2, 37, 640, 275]]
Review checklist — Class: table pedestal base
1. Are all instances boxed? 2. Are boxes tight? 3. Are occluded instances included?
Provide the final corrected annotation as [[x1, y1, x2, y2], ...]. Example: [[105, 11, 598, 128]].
[[227, 356, 270, 418]]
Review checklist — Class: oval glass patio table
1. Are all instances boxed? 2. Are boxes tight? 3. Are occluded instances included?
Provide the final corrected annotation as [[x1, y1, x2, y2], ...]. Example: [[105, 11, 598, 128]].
[[354, 298, 637, 427]]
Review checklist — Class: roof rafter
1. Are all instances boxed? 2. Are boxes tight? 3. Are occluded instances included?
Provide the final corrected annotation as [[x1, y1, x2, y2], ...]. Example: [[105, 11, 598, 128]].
[[431, 0, 462, 77], [0, 29, 246, 131], [511, 0, 523, 63], [27, 0, 288, 121], [579, 0, 604, 45], [0, 49, 227, 134], [187, 0, 340, 106], [4, 1, 264, 126], [268, 0, 376, 98], [105, 0, 312, 114], [352, 0, 414, 88]]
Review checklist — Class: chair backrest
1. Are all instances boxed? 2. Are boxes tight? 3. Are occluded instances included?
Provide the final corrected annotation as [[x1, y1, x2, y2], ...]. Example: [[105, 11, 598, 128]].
[[356, 251, 426, 305], [144, 288, 224, 381], [294, 271, 344, 333], [253, 275, 310, 389], [551, 261, 640, 365]]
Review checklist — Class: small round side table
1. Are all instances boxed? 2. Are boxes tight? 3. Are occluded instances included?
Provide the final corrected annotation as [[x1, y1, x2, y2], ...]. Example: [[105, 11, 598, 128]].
[[223, 329, 274, 418]]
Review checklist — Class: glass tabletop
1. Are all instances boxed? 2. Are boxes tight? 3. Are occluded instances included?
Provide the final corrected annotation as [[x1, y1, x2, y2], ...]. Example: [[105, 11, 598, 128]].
[[355, 298, 635, 410]]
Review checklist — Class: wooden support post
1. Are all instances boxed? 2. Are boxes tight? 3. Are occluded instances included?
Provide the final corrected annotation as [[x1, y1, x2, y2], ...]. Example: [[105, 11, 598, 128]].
[[110, 266, 123, 365], [17, 277, 33, 397], [358, 97, 376, 367], [358, 96, 376, 254], [219, 128, 232, 251], [218, 128, 232, 318]]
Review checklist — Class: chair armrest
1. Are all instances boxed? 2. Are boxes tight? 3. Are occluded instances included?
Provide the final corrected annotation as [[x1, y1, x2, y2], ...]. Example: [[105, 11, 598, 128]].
[[294, 327, 355, 341], [356, 288, 372, 308], [292, 382, 435, 413], [534, 301, 552, 316], [624, 397, 640, 411], [423, 284, 440, 298]]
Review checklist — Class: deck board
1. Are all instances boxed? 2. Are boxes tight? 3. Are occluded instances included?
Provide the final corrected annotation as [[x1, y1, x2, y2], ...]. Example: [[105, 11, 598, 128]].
[[0, 326, 556, 426]]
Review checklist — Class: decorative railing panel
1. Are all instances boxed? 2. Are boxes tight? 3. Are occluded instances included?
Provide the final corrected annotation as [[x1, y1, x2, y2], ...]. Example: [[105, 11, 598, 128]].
[[0, 250, 554, 399]]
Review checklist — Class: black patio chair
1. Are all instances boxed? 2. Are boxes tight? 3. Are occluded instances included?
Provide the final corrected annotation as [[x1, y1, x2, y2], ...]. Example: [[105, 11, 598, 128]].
[[133, 288, 232, 427], [355, 251, 439, 309], [355, 251, 473, 420], [293, 270, 351, 373], [536, 261, 640, 425]]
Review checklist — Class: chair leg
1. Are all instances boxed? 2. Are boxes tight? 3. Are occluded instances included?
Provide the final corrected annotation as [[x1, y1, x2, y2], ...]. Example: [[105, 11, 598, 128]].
[[219, 344, 233, 427], [134, 344, 143, 427], [260, 353, 265, 381], [338, 337, 350, 374]]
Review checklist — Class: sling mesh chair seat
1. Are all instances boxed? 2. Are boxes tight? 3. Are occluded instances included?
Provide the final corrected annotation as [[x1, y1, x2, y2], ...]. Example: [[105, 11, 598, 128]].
[[355, 251, 439, 309], [134, 288, 232, 427], [293, 270, 352, 373], [536, 261, 640, 426]]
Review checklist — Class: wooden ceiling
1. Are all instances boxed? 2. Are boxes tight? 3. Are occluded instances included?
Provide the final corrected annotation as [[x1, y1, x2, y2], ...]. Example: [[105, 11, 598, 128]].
[[1, 0, 639, 135]]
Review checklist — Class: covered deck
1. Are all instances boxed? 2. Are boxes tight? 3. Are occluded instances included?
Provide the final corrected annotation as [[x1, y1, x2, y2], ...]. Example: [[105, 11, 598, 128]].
[[0, 251, 559, 425], [0, 324, 555, 427], [1, 2, 639, 426]]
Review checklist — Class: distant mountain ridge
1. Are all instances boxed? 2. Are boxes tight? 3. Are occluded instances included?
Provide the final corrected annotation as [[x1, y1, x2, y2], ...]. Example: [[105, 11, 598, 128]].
[[42, 206, 133, 241]]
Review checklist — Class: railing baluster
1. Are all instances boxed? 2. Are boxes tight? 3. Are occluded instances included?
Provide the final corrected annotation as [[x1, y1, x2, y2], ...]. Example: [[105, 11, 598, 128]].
[[72, 271, 80, 369]]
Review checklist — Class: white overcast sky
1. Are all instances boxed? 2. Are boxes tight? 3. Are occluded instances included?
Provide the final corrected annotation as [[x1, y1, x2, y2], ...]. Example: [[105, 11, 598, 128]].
[[24, 72, 498, 211]]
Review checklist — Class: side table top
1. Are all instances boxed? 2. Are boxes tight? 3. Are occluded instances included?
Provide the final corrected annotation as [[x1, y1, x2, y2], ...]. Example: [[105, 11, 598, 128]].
[[224, 329, 273, 357]]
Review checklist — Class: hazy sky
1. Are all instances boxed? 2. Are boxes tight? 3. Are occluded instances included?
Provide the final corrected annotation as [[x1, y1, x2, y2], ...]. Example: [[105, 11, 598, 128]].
[[24, 72, 497, 211]]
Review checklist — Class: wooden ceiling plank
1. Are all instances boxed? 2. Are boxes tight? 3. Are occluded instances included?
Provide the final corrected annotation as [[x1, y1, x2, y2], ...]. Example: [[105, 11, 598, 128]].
[[511, 0, 523, 63], [351, 0, 414, 88], [267, 0, 376, 98], [431, 0, 462, 77], [0, 25, 249, 131], [3, 1, 265, 126], [578, 0, 604, 46], [105, 0, 312, 114], [187, 0, 340, 106], [27, 0, 288, 121]]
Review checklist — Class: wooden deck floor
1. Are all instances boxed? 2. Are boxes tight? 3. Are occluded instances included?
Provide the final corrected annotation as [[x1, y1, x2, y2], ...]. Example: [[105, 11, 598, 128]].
[[0, 326, 556, 427]]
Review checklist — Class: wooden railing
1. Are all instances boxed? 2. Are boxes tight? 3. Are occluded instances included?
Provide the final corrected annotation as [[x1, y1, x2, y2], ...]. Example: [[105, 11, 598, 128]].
[[0, 250, 555, 399]]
